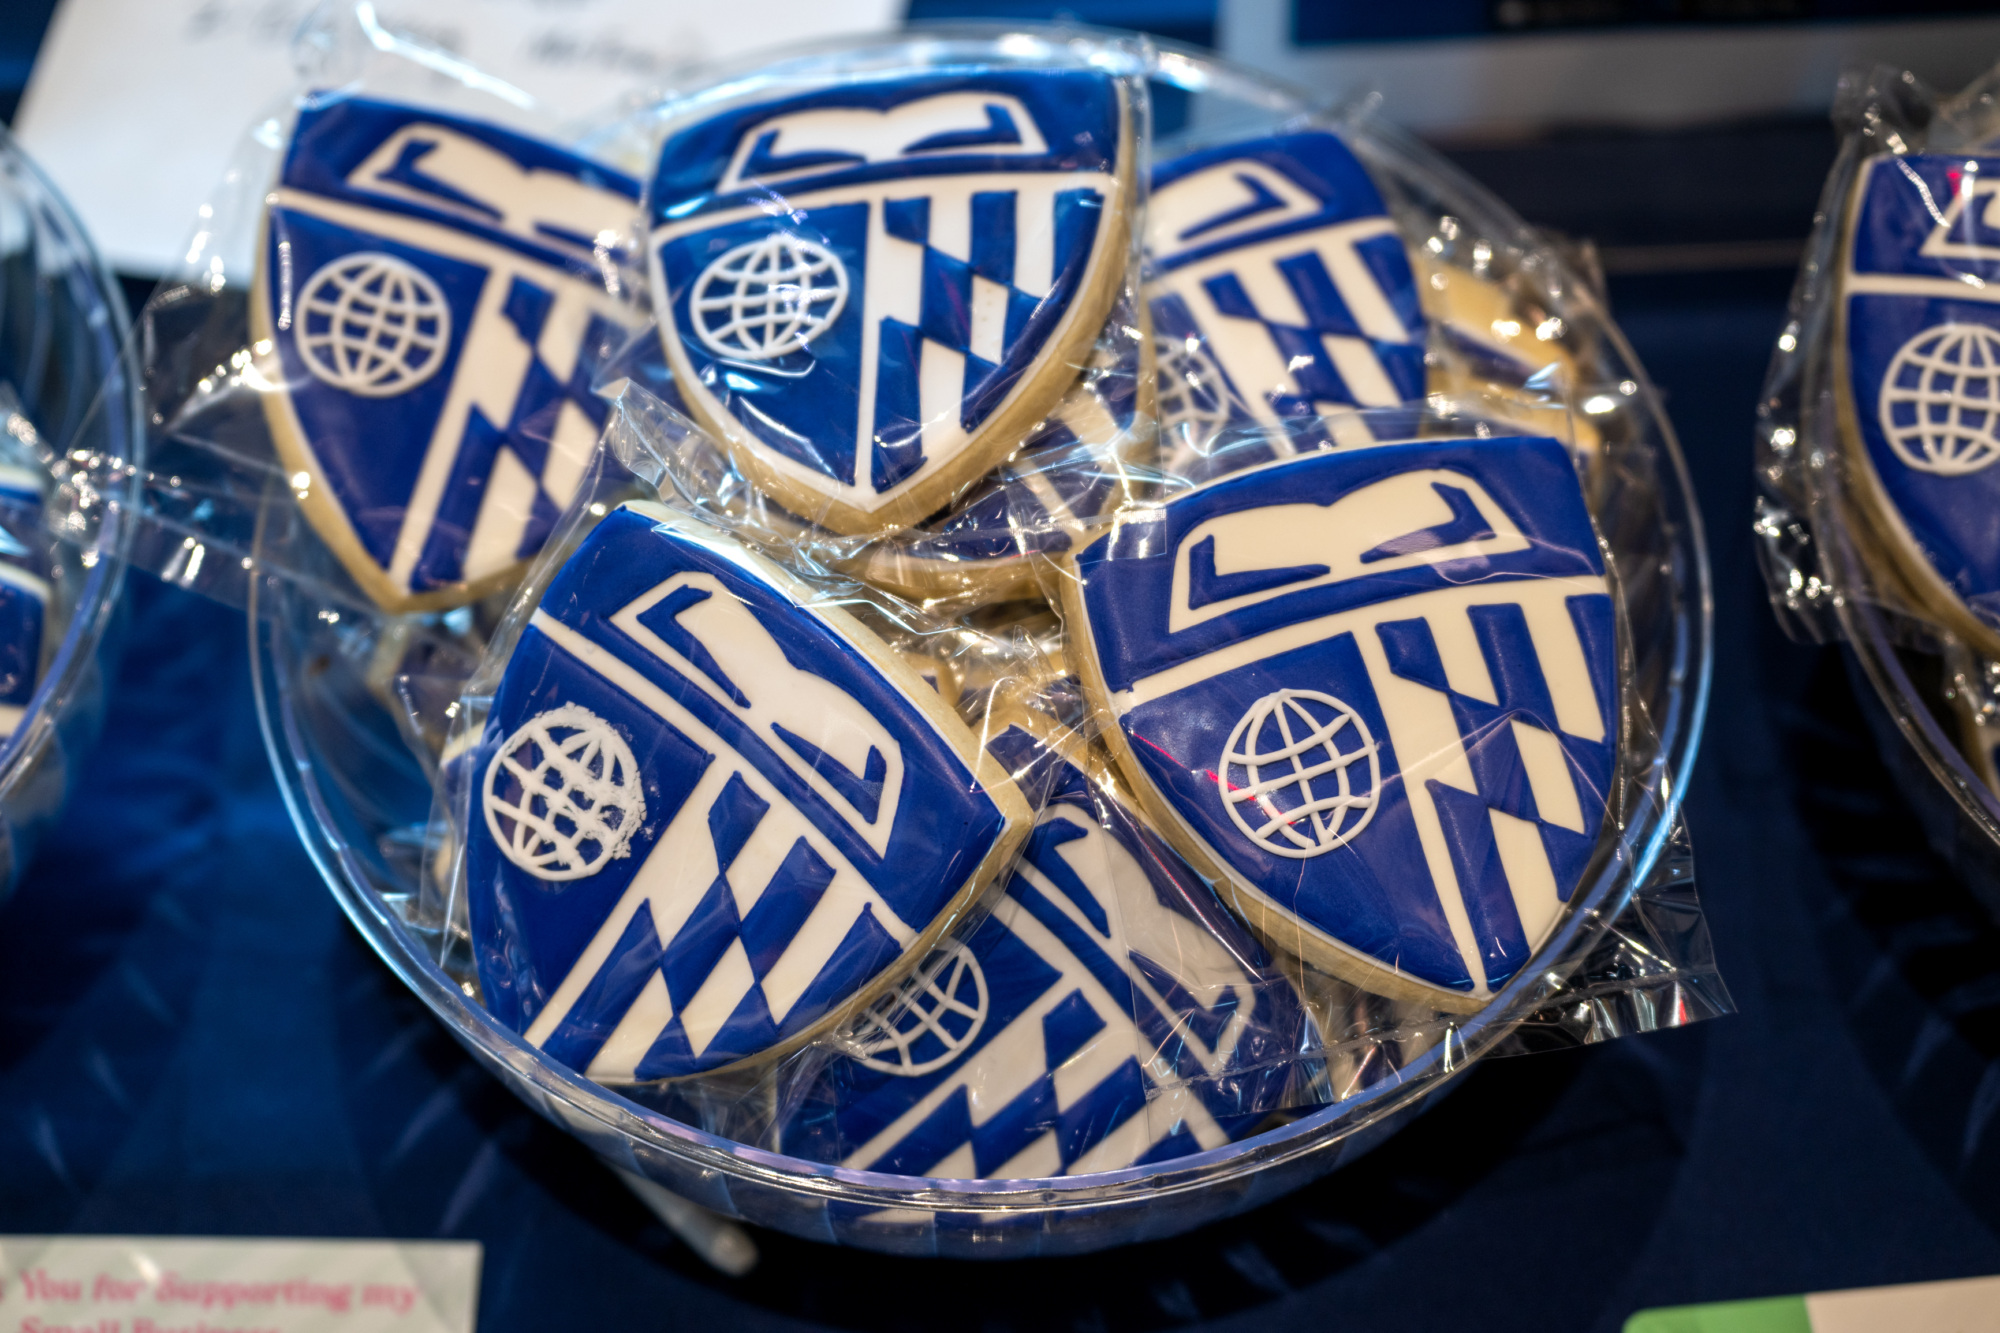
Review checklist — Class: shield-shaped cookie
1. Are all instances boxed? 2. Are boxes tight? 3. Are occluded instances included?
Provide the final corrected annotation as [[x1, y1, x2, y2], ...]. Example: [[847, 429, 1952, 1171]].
[[647, 69, 1135, 536], [254, 97, 644, 611], [1839, 152, 2000, 656], [849, 299, 1153, 604], [1148, 131, 1426, 475], [1063, 436, 1618, 1011], [781, 711, 1311, 1177], [463, 501, 1030, 1081]]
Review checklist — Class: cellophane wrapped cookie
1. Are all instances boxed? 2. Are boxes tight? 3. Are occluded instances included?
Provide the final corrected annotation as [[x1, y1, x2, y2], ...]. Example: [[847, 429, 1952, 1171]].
[[179, 8, 1726, 1250], [1757, 56, 2000, 866]]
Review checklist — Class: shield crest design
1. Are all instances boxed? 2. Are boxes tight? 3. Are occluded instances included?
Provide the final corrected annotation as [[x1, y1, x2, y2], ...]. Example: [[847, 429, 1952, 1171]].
[[646, 70, 1135, 536], [780, 713, 1312, 1178], [463, 501, 1029, 1081], [1064, 436, 1617, 1011], [1147, 131, 1426, 477], [1840, 152, 2000, 649], [849, 295, 1153, 603], [254, 97, 644, 611]]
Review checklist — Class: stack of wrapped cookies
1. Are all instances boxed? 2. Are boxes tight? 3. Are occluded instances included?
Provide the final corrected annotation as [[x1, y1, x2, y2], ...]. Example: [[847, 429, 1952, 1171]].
[[166, 15, 1711, 1212]]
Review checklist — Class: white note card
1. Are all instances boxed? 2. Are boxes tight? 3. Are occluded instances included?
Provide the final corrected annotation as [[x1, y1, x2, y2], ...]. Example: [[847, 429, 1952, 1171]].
[[0, 1236, 481, 1333], [13, 0, 901, 275]]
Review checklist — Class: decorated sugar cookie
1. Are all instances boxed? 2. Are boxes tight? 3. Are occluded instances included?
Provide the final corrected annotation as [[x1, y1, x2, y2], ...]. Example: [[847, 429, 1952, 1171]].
[[463, 500, 1030, 1081], [1839, 152, 2000, 656], [1415, 254, 1601, 462], [646, 69, 1136, 536], [1062, 436, 1617, 1011], [1147, 131, 1425, 476], [254, 97, 644, 612], [782, 709, 1311, 1177], [849, 303, 1153, 604]]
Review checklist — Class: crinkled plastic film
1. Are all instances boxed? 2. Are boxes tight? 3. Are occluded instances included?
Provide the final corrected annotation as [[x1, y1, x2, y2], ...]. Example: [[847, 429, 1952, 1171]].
[[1755, 57, 2000, 859], [224, 16, 1723, 1251], [0, 128, 145, 902]]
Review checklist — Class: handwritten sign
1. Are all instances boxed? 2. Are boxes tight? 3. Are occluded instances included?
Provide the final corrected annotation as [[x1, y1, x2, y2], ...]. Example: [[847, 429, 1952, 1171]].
[[0, 1237, 480, 1333], [13, 0, 899, 275]]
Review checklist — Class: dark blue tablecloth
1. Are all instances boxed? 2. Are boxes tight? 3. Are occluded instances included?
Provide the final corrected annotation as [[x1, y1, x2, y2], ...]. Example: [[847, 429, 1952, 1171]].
[[2, 262, 1998, 1332], [6, 28, 2000, 1324]]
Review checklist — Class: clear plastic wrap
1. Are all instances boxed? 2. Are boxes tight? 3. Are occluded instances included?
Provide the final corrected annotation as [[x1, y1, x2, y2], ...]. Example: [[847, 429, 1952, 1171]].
[[204, 14, 1723, 1255], [131, 3, 651, 616], [0, 131, 143, 900], [1755, 57, 2000, 881]]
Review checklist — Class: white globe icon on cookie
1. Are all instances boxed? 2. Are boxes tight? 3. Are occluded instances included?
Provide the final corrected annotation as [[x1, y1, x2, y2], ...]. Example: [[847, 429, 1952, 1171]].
[[849, 941, 988, 1077], [692, 233, 849, 361], [1220, 689, 1380, 859], [295, 252, 451, 397], [483, 703, 647, 882], [1879, 321, 2000, 476]]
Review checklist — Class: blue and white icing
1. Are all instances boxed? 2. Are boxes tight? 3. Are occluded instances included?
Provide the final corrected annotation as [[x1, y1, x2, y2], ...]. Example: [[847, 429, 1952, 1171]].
[[1147, 131, 1425, 479], [0, 462, 46, 733], [464, 501, 1024, 1080], [646, 70, 1132, 534], [855, 306, 1146, 596], [1070, 436, 1616, 1008], [1843, 152, 2000, 633], [781, 720, 1311, 1177], [257, 96, 643, 608]]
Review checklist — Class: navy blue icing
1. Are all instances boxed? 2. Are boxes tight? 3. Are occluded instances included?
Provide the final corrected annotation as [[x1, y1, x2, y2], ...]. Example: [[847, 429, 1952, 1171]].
[[464, 507, 1010, 1079]]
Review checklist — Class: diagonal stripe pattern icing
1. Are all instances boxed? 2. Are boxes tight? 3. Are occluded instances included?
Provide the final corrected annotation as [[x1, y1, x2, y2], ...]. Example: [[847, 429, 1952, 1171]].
[[778, 722, 1315, 1178], [1071, 435, 1617, 1007], [463, 503, 1024, 1080], [256, 96, 644, 608]]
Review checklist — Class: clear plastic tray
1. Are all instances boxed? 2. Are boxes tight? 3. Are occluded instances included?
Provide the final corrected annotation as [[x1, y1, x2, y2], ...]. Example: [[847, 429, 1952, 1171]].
[[252, 30, 1713, 1256], [0, 128, 142, 900]]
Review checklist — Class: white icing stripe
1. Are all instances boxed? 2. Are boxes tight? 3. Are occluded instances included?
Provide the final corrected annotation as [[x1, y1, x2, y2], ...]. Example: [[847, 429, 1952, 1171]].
[[680, 938, 757, 1056], [1063, 1102, 1158, 1177], [1428, 605, 1498, 704], [1351, 624, 1488, 993], [541, 398, 600, 509], [1311, 230, 1408, 342], [586, 969, 675, 1082], [927, 189, 972, 262], [522, 752, 732, 1049], [988, 1129, 1063, 1180], [919, 338, 971, 458], [387, 264, 531, 588], [759, 881, 878, 1024], [1516, 591, 1606, 743], [1013, 184, 1056, 299], [533, 275, 598, 383], [857, 211, 921, 501], [1511, 717, 1585, 833], [1487, 806, 1563, 953], [724, 810, 801, 917], [461, 446, 540, 587], [1844, 271, 2000, 302], [1123, 577, 1608, 710], [970, 274, 1010, 365], [1320, 334, 1398, 406], [0, 561, 49, 600]]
